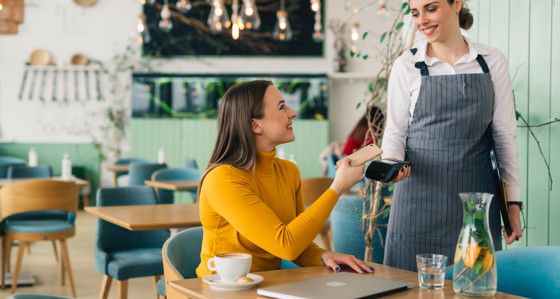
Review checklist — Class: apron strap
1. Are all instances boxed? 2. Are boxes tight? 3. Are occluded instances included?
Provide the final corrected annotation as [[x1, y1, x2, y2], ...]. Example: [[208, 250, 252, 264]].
[[476, 55, 490, 73]]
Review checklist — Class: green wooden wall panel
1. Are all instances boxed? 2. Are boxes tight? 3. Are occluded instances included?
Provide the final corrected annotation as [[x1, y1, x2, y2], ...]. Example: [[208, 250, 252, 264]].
[[130, 119, 328, 180], [468, 0, 480, 41], [526, 0, 553, 246], [475, 0, 491, 45], [0, 142, 101, 207], [489, 0, 510, 54], [548, 0, 560, 246], [507, 0, 531, 249]]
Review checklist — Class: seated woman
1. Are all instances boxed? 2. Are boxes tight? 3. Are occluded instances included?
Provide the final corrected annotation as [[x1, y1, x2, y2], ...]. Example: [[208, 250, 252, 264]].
[[196, 80, 373, 277], [341, 106, 385, 156]]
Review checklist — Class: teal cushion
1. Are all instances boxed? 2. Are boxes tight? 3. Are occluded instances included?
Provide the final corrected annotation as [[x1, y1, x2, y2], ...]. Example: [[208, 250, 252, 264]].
[[156, 278, 166, 296], [106, 248, 164, 280], [3, 219, 74, 233]]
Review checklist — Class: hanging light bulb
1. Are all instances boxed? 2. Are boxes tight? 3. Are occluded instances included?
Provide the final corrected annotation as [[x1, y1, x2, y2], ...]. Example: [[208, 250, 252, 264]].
[[378, 0, 389, 17], [350, 22, 359, 42], [176, 0, 192, 13], [148, 0, 156, 4], [139, 0, 146, 5], [311, 0, 322, 43], [137, 14, 151, 43], [207, 0, 231, 34], [273, 2, 292, 42], [159, 1, 174, 32], [240, 0, 261, 30], [310, 0, 320, 12], [231, 0, 240, 40], [350, 22, 359, 53]]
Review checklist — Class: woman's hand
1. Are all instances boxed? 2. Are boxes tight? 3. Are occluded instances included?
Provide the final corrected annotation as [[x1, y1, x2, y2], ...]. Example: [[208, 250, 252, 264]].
[[330, 158, 364, 196], [503, 204, 523, 244], [321, 250, 374, 274]]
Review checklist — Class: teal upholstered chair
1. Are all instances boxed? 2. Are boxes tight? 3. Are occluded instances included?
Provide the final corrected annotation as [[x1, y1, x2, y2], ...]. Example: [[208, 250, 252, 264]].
[[446, 246, 560, 298], [9, 294, 71, 299], [183, 157, 199, 170], [7, 165, 52, 178], [95, 186, 170, 299], [127, 162, 167, 186], [326, 154, 338, 179], [114, 157, 153, 186], [160, 226, 204, 297], [0, 156, 26, 178], [330, 194, 388, 264], [151, 167, 203, 204]]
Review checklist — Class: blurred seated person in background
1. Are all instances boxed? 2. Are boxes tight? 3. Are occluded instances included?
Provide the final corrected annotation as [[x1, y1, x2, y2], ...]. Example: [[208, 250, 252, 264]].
[[196, 80, 374, 277], [341, 106, 385, 156]]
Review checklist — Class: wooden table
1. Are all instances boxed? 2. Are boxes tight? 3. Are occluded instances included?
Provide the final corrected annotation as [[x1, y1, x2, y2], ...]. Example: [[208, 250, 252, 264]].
[[168, 265, 522, 299], [144, 179, 199, 191], [84, 203, 200, 231], [0, 177, 91, 207], [105, 164, 130, 187]]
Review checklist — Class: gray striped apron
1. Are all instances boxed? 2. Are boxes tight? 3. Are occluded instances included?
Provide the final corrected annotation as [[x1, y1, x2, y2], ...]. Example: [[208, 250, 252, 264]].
[[384, 51, 502, 271]]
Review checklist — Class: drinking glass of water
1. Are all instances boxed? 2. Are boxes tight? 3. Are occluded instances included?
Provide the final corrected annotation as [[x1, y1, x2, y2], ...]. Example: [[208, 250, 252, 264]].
[[416, 254, 448, 290]]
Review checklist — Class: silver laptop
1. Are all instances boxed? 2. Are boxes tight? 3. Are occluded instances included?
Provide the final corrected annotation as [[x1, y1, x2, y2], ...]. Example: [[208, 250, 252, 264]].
[[257, 272, 414, 299]]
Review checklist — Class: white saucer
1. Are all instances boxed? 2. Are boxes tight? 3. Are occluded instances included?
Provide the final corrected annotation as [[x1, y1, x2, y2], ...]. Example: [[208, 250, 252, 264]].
[[203, 273, 263, 290]]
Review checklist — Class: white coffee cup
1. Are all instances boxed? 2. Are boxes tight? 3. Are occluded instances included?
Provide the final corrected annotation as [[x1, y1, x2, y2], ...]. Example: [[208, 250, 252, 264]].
[[207, 253, 252, 283]]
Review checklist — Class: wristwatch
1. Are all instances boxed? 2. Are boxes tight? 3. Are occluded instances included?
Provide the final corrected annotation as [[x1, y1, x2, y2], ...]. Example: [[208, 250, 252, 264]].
[[508, 201, 523, 211]]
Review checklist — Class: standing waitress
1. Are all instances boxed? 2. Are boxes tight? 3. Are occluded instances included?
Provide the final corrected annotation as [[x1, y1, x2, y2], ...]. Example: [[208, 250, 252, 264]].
[[381, 0, 523, 271]]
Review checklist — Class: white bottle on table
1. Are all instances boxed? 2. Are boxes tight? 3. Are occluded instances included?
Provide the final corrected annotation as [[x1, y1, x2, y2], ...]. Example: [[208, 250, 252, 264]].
[[28, 147, 38, 166], [61, 153, 72, 180], [158, 146, 166, 164], [289, 154, 297, 165], [277, 147, 286, 159]]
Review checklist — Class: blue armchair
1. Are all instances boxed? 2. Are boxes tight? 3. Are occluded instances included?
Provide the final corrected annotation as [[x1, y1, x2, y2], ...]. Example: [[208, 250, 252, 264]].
[[127, 163, 167, 186], [7, 165, 52, 178], [114, 157, 153, 186], [0, 156, 26, 178], [151, 167, 203, 204], [160, 226, 203, 298], [95, 186, 170, 299]]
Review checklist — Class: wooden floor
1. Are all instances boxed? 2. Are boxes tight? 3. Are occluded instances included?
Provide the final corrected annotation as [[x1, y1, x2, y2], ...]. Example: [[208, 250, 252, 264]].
[[0, 210, 155, 299]]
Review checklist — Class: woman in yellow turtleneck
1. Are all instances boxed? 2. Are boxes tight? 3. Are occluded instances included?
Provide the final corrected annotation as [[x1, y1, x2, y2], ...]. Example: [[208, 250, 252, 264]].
[[196, 80, 373, 278]]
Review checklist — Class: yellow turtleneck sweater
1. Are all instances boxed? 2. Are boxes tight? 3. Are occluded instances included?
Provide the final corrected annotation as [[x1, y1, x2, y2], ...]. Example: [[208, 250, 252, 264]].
[[196, 149, 339, 278]]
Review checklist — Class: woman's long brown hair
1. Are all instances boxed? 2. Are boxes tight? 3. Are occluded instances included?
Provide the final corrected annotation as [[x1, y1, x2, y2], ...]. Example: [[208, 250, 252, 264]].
[[196, 80, 273, 199]]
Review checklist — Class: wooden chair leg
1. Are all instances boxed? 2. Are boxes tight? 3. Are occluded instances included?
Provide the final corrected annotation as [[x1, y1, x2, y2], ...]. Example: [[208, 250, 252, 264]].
[[82, 193, 90, 207], [52, 240, 59, 262], [117, 279, 128, 299], [153, 275, 161, 299], [1, 237, 6, 289], [99, 275, 113, 299], [10, 241, 27, 294], [60, 239, 76, 297], [6, 240, 13, 273]]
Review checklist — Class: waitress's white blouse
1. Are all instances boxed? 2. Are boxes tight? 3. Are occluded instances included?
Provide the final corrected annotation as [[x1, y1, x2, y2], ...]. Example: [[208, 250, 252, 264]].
[[381, 36, 521, 203]]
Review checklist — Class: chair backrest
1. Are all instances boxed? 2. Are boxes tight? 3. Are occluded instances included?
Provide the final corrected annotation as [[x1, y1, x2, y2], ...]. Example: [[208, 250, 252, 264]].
[[9, 293, 72, 299], [162, 226, 203, 297], [95, 186, 170, 254], [495, 246, 560, 298], [183, 158, 199, 170], [128, 162, 167, 186], [0, 156, 27, 178], [301, 177, 334, 206], [7, 165, 53, 178], [151, 168, 203, 204], [114, 157, 153, 179], [0, 180, 79, 221]]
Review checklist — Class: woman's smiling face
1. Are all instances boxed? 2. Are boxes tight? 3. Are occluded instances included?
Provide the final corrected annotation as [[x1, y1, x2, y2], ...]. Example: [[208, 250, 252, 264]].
[[409, 0, 462, 44], [253, 85, 297, 151]]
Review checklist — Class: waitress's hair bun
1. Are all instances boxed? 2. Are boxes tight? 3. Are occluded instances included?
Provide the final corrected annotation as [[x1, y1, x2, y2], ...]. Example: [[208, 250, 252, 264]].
[[459, 7, 474, 30]]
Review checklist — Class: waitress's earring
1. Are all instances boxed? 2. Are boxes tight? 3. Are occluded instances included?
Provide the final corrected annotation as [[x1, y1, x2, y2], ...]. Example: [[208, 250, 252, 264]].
[[258, 131, 263, 136]]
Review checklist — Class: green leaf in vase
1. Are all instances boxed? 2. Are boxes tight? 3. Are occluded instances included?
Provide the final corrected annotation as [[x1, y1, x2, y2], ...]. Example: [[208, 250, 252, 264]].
[[473, 257, 485, 276]]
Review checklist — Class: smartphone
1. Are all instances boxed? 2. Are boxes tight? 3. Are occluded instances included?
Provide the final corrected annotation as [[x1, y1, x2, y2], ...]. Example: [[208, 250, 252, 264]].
[[336, 144, 383, 167]]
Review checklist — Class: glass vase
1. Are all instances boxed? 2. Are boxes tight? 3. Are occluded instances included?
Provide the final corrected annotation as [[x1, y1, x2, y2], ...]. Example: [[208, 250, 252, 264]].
[[452, 192, 497, 297]]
